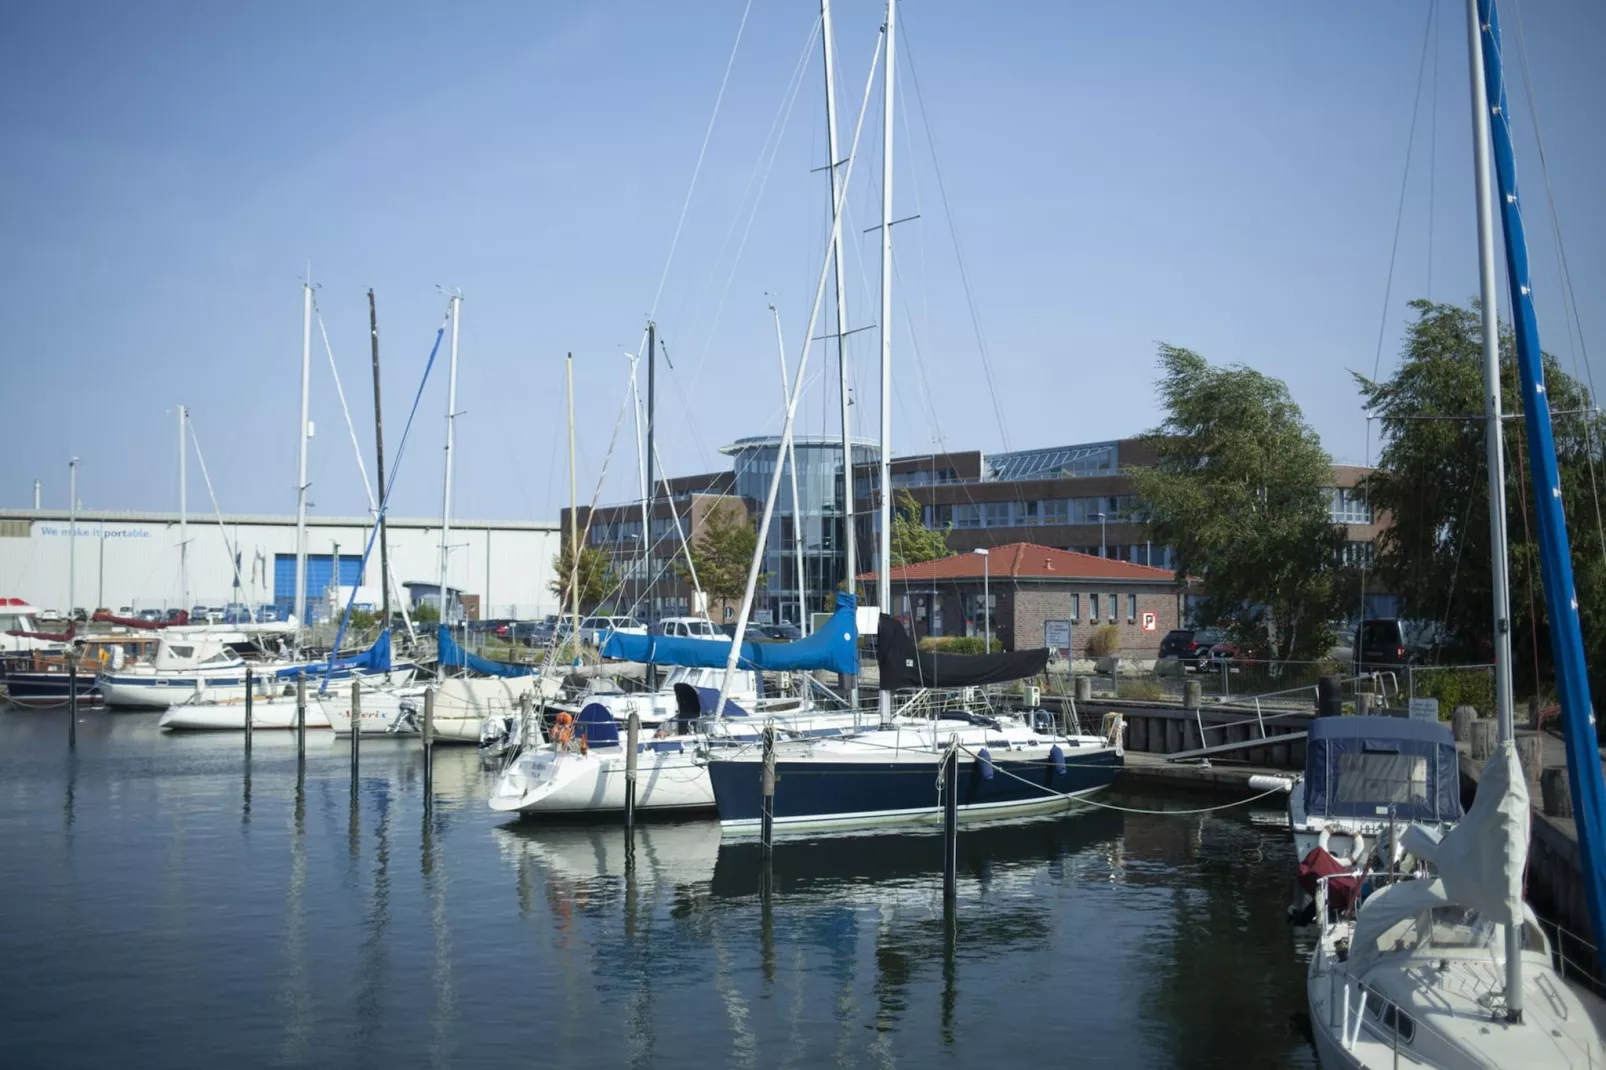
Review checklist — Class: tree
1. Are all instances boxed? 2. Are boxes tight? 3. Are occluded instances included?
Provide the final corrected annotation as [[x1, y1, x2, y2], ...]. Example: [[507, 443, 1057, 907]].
[[891, 490, 951, 567], [1131, 344, 1346, 662], [1356, 299, 1606, 696], [413, 601, 440, 624], [549, 538, 616, 613], [675, 503, 765, 609]]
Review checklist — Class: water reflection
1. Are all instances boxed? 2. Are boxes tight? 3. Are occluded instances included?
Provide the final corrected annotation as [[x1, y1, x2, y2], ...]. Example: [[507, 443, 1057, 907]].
[[279, 758, 310, 1065]]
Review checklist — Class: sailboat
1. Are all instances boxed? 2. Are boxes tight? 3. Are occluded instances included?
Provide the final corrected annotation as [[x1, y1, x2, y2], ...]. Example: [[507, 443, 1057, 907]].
[[1304, 2, 1606, 1064], [703, 0, 1123, 836]]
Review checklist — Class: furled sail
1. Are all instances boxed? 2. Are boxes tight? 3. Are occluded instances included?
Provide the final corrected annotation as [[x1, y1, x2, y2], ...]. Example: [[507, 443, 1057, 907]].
[[875, 613, 1048, 690], [600, 591, 861, 677], [436, 624, 537, 678], [280, 628, 392, 678]]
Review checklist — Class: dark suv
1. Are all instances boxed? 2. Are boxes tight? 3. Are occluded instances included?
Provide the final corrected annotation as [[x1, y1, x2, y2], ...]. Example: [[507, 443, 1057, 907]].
[[1159, 627, 1223, 671], [1353, 618, 1413, 674]]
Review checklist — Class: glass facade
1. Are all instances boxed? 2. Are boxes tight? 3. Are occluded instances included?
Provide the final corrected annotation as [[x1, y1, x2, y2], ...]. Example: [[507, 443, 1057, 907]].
[[724, 437, 879, 625]]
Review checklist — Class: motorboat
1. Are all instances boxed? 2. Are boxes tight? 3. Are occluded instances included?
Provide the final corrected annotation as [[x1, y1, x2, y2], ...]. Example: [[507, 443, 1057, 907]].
[[1, 634, 161, 708], [145, 630, 412, 718]]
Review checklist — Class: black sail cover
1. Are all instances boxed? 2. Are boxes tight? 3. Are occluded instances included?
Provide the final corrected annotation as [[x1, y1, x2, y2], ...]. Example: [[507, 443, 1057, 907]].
[[875, 613, 1049, 691]]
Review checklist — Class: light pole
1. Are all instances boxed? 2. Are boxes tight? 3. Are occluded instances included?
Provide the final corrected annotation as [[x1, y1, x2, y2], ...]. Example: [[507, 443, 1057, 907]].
[[1096, 512, 1107, 558], [973, 547, 990, 651]]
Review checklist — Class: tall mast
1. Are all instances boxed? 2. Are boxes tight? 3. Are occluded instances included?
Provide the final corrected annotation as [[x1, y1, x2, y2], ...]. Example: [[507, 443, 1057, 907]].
[[876, 0, 897, 725], [368, 289, 396, 663], [1465, 0, 1520, 1018], [566, 352, 581, 666], [629, 354, 649, 617], [437, 294, 461, 627], [294, 282, 312, 647], [68, 457, 77, 616], [822, 0, 856, 703], [645, 321, 657, 689], [178, 405, 188, 614]]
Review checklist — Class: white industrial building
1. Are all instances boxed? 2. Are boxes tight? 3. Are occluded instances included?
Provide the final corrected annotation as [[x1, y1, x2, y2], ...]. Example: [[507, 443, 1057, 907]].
[[0, 509, 561, 621]]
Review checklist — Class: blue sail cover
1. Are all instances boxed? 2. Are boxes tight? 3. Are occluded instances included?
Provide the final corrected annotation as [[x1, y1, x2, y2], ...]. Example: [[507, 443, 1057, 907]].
[[436, 624, 537, 678], [601, 591, 860, 676], [281, 628, 392, 679]]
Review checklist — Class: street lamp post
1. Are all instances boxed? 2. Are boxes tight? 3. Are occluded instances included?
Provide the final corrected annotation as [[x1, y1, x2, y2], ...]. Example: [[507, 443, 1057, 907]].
[[1097, 512, 1107, 558], [973, 548, 990, 651]]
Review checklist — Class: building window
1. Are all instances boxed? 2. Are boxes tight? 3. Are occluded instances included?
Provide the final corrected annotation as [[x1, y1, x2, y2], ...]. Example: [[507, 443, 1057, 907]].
[[953, 504, 981, 529], [984, 502, 1012, 528], [1108, 593, 1117, 622], [1341, 540, 1375, 568], [1327, 487, 1373, 525], [1089, 594, 1099, 622], [1041, 499, 1067, 525], [1070, 593, 1080, 621], [1127, 594, 1137, 623], [1017, 499, 1040, 526]]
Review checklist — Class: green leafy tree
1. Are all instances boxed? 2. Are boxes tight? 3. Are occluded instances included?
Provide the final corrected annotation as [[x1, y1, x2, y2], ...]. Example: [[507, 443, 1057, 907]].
[[1356, 299, 1606, 697], [549, 538, 616, 613], [891, 490, 951, 567], [675, 503, 765, 608], [413, 601, 440, 624], [1131, 344, 1346, 661]]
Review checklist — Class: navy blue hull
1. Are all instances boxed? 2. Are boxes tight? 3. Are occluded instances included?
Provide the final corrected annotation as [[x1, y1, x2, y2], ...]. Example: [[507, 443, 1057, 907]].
[[2, 672, 104, 708], [708, 747, 1122, 831]]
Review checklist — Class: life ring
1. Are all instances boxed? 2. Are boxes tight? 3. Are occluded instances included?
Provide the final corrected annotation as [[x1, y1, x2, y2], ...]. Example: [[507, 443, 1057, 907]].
[[1318, 826, 1368, 870], [552, 711, 575, 748]]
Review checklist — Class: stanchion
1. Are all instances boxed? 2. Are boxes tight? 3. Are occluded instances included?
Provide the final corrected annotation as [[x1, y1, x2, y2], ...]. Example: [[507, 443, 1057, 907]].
[[350, 678, 361, 785], [518, 691, 533, 747], [625, 712, 640, 832], [295, 674, 307, 760], [422, 687, 435, 806], [244, 666, 254, 754], [760, 726, 776, 854], [66, 655, 78, 750], [942, 742, 959, 903]]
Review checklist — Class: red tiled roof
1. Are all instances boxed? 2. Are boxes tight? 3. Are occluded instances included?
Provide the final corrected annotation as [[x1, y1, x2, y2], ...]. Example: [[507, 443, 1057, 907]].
[[859, 543, 1177, 584]]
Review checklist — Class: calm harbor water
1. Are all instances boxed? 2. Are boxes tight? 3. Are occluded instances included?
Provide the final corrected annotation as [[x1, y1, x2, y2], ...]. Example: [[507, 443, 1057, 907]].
[[0, 707, 1318, 1069]]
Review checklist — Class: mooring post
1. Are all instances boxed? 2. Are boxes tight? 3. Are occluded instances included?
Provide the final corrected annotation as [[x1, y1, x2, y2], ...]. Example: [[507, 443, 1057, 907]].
[[625, 712, 640, 832], [244, 665, 254, 754], [422, 687, 435, 804], [942, 742, 959, 903], [350, 677, 361, 784], [66, 653, 78, 750], [760, 725, 776, 854], [295, 674, 307, 759]]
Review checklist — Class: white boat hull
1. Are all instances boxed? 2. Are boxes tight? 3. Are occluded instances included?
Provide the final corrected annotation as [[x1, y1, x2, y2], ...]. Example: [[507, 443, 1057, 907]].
[[320, 676, 558, 742], [489, 742, 714, 815], [160, 699, 330, 731]]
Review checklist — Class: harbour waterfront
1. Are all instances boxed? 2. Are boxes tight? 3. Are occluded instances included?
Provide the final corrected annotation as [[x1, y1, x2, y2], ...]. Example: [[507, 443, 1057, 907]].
[[0, 708, 1317, 1068]]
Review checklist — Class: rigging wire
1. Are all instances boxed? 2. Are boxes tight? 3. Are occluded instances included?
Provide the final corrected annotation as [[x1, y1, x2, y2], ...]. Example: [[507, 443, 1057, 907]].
[[312, 299, 376, 507], [185, 415, 245, 593], [898, 16, 1010, 451], [1506, 0, 1606, 563], [648, 0, 756, 322]]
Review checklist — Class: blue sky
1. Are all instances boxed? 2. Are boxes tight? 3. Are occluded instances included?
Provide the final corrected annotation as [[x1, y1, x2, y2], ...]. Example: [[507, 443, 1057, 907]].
[[4, 1, 1602, 523]]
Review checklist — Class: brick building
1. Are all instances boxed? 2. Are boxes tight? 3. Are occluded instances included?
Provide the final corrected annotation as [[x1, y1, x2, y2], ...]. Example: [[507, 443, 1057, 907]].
[[858, 543, 1186, 657]]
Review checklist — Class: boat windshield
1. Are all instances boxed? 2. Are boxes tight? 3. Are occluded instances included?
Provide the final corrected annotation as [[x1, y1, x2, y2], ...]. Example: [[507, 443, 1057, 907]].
[[0, 613, 37, 633], [1335, 752, 1428, 807], [1370, 904, 1547, 960]]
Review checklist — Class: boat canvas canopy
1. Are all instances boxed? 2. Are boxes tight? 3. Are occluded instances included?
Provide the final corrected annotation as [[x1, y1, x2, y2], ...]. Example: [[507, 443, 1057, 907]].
[[874, 614, 1049, 691], [436, 624, 537, 678], [1302, 715, 1461, 825], [601, 592, 860, 677]]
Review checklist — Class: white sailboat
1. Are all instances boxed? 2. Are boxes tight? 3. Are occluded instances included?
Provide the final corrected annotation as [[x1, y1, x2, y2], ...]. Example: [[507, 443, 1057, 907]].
[[1304, 3, 1606, 1064]]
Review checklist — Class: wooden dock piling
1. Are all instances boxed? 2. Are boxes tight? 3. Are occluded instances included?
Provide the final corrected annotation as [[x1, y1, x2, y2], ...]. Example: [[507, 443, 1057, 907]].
[[295, 674, 306, 759], [942, 744, 959, 903], [66, 655, 78, 750], [350, 678, 361, 785], [422, 687, 435, 802], [244, 666, 253, 753]]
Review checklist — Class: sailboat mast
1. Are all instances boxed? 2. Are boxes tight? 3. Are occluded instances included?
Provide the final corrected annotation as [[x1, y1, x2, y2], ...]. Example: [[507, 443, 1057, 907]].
[[1464, 0, 1522, 1019], [822, 0, 856, 668], [770, 303, 809, 635], [437, 295, 461, 628], [178, 404, 188, 615], [294, 283, 312, 647], [68, 457, 77, 617], [567, 352, 581, 666], [645, 321, 657, 688], [368, 289, 395, 657], [629, 354, 650, 617], [876, 0, 897, 725]]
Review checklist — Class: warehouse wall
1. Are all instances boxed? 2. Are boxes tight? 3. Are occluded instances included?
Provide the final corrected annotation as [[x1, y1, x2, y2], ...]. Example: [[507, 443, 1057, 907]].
[[0, 511, 561, 619]]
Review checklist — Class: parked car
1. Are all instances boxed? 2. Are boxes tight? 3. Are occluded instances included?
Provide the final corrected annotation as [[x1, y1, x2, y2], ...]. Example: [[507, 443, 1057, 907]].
[[758, 623, 802, 641], [163, 608, 186, 623], [650, 617, 723, 639], [580, 616, 646, 646], [37, 608, 62, 622], [117, 606, 134, 618], [71, 608, 88, 623], [1159, 627, 1224, 671], [1207, 637, 1264, 669], [1352, 618, 1421, 675], [137, 609, 163, 622]]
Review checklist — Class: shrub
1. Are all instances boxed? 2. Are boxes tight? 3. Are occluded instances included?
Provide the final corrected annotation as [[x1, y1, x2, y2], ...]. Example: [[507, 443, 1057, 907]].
[[918, 635, 1002, 655], [1116, 679, 1165, 701], [1086, 624, 1121, 658], [1411, 666, 1495, 719]]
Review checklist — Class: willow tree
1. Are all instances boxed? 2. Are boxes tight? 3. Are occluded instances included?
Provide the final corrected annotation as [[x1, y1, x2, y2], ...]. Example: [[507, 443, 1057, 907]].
[[1357, 298, 1606, 693], [1131, 344, 1345, 661]]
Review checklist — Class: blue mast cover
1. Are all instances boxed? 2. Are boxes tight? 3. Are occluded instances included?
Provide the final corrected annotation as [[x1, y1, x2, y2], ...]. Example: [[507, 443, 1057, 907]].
[[600, 591, 860, 676], [1479, 0, 1606, 971], [436, 624, 537, 678]]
